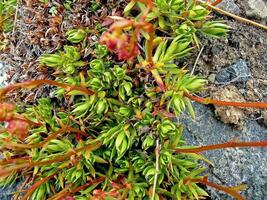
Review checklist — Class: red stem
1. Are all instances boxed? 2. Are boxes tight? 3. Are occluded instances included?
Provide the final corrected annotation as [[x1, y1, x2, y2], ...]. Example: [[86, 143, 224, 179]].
[[0, 79, 94, 98], [0, 142, 101, 177], [189, 177, 246, 200], [211, 0, 223, 6], [175, 141, 267, 153], [185, 93, 267, 109], [70, 177, 106, 194], [137, 0, 153, 20], [1, 126, 87, 149], [13, 113, 42, 126], [21, 173, 57, 200]]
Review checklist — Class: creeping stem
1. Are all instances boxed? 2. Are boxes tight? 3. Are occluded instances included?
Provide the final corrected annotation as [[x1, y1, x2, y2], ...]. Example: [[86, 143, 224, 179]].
[[0, 79, 94, 99], [21, 173, 57, 200], [0, 141, 102, 177], [185, 93, 267, 108], [69, 177, 106, 195], [175, 141, 267, 153], [186, 177, 246, 200], [1, 126, 87, 149]]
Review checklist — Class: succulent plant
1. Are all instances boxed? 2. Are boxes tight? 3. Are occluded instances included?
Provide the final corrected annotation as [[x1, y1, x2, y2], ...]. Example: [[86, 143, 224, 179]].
[[0, 1, 266, 200]]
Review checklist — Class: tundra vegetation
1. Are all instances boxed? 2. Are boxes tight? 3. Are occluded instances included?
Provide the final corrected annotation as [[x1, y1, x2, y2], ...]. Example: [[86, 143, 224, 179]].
[[0, 0, 266, 200]]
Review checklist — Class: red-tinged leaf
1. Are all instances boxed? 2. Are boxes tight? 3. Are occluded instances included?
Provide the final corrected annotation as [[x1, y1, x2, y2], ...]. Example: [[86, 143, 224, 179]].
[[151, 69, 165, 91]]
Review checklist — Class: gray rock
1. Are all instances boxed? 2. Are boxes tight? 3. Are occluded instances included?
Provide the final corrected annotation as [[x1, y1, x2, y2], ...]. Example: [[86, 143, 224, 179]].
[[215, 69, 231, 83], [208, 73, 216, 83], [180, 103, 267, 200], [244, 0, 267, 19], [218, 0, 241, 14], [215, 59, 251, 87]]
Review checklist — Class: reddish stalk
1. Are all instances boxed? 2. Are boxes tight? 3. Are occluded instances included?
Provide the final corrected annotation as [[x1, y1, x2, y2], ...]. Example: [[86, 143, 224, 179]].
[[210, 0, 223, 6], [13, 114, 42, 126], [0, 142, 102, 177], [175, 141, 267, 153], [0, 157, 32, 165], [188, 177, 246, 200], [69, 177, 106, 194], [0, 79, 94, 99], [21, 173, 57, 200], [1, 126, 87, 149], [185, 93, 267, 109], [47, 178, 105, 200], [138, 0, 153, 20], [47, 186, 72, 200]]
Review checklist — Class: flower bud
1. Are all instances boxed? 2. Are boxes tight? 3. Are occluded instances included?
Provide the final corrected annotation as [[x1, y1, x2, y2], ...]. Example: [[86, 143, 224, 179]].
[[7, 120, 29, 140], [176, 23, 195, 35], [119, 81, 132, 101], [123, 82, 132, 96], [64, 46, 81, 61], [100, 30, 139, 61], [0, 103, 15, 121], [185, 78, 206, 91]]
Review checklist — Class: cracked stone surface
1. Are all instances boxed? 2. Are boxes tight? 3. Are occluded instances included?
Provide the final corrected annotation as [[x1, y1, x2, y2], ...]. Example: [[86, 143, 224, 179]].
[[181, 103, 267, 200]]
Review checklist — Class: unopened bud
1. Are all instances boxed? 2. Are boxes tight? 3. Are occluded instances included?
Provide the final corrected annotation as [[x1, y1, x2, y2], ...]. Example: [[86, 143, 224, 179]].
[[7, 120, 29, 140]]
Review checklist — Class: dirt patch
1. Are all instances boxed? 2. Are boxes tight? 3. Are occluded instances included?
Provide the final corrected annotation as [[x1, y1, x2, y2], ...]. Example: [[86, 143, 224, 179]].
[[211, 85, 246, 128], [183, 2, 267, 128]]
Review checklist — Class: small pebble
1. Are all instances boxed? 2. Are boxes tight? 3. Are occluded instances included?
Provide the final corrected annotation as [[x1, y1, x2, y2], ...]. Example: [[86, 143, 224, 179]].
[[208, 73, 216, 83]]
